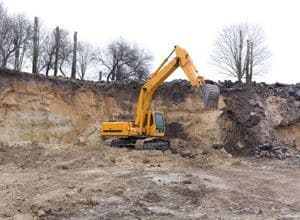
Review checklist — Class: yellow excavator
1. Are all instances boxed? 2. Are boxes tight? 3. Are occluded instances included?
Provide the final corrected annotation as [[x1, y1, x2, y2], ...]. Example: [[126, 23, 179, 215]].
[[101, 45, 220, 150]]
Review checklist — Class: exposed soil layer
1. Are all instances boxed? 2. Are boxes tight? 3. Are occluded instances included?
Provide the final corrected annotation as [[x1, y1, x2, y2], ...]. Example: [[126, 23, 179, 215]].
[[1, 69, 300, 157], [0, 68, 222, 149]]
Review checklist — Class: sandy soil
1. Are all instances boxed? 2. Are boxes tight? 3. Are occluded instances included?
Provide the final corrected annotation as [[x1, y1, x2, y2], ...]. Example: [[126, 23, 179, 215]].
[[0, 143, 299, 220]]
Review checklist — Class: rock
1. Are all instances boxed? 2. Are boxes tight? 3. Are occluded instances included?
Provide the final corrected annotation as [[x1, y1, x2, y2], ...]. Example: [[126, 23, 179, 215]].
[[249, 99, 256, 106], [13, 214, 34, 220], [109, 156, 116, 163], [220, 148, 232, 158], [182, 180, 192, 184], [295, 89, 300, 101], [211, 144, 224, 150], [53, 157, 85, 170], [254, 141, 296, 159], [288, 87, 295, 96], [77, 136, 86, 146], [45, 207, 65, 216], [37, 209, 46, 217], [143, 158, 150, 164], [179, 149, 197, 159]]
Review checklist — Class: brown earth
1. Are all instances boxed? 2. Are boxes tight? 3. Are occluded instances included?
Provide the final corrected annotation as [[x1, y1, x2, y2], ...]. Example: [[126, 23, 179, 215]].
[[0, 69, 300, 219], [0, 142, 299, 219]]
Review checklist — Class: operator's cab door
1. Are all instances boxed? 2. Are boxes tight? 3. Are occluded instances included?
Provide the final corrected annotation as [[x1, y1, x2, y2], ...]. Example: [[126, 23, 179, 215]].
[[147, 111, 165, 136], [154, 112, 165, 133]]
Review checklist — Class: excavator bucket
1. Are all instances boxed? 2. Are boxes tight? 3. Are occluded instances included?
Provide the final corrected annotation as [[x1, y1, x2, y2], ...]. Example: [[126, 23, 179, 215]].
[[200, 84, 220, 108]]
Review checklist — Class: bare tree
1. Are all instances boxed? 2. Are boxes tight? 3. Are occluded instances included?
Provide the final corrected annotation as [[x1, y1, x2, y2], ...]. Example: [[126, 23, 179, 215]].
[[0, 5, 15, 68], [32, 16, 39, 74], [210, 23, 271, 82], [53, 26, 60, 76], [96, 39, 153, 82], [38, 27, 71, 76], [10, 13, 32, 71], [71, 31, 77, 79], [38, 29, 55, 75], [27, 17, 46, 74], [0, 3, 32, 70], [0, 2, 154, 82], [77, 41, 96, 80], [57, 29, 72, 76], [245, 40, 254, 86]]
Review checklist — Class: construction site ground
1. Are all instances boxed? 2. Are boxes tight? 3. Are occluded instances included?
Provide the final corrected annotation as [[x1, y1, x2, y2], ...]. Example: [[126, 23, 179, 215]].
[[0, 70, 300, 219], [0, 142, 299, 220]]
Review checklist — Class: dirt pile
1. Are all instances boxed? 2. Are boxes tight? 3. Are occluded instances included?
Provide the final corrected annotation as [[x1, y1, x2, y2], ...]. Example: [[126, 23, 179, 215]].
[[219, 81, 300, 158]]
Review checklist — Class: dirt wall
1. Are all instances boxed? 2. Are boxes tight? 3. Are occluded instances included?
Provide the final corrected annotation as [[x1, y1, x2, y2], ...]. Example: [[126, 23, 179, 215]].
[[0, 69, 223, 148], [0, 69, 299, 158]]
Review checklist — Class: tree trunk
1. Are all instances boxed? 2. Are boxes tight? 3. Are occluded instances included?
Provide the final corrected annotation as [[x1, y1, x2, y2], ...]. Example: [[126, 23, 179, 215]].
[[32, 17, 39, 74], [110, 64, 116, 81], [2, 56, 8, 68], [46, 55, 52, 76], [46, 63, 50, 76], [237, 75, 242, 83], [106, 73, 112, 82], [71, 31, 77, 79], [54, 26, 60, 76], [99, 71, 102, 81], [59, 62, 66, 76], [249, 42, 254, 83], [245, 40, 250, 86], [238, 30, 243, 82], [14, 43, 20, 71], [80, 64, 85, 80]]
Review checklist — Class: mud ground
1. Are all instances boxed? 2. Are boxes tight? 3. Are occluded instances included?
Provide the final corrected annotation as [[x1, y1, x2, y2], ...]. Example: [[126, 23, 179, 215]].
[[0, 143, 299, 220]]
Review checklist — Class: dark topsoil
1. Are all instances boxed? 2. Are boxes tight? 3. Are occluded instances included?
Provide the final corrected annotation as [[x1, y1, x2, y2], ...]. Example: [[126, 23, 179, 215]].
[[1, 68, 298, 101], [0, 68, 196, 103]]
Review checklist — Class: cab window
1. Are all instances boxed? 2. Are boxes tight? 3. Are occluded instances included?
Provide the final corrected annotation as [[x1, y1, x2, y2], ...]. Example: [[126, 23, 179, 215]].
[[154, 112, 164, 130]]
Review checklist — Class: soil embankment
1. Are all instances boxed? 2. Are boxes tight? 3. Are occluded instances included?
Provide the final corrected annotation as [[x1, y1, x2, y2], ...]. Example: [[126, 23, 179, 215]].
[[0, 69, 224, 149], [0, 69, 299, 157]]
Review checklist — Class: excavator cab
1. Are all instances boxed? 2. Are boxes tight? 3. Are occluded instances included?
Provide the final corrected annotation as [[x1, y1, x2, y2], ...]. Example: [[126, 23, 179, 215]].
[[143, 111, 165, 137]]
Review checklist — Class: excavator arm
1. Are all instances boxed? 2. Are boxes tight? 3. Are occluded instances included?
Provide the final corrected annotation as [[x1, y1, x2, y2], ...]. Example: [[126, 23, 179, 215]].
[[134, 45, 219, 131]]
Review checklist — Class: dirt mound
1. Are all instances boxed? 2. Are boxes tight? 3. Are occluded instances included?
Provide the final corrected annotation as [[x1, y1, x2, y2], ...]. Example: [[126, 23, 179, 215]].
[[219, 81, 300, 158], [165, 122, 187, 139]]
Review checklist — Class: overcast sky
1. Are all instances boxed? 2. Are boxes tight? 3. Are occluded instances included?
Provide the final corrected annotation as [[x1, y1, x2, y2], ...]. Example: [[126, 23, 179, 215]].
[[2, 0, 300, 83]]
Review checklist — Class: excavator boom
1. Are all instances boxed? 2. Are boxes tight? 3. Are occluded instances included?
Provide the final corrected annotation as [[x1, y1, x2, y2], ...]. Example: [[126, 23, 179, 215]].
[[134, 45, 219, 131]]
